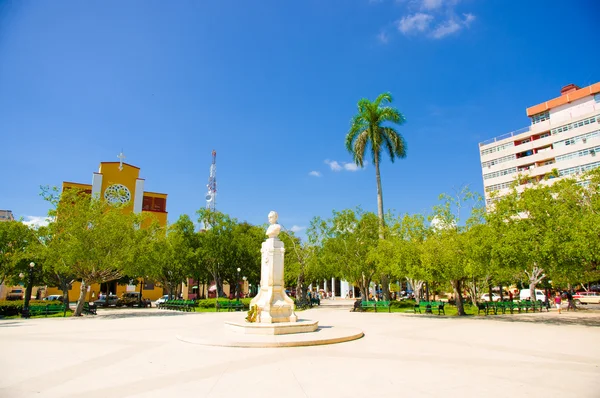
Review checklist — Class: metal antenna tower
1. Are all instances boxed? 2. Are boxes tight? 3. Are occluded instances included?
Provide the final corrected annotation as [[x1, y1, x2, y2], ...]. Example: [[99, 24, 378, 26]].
[[205, 150, 217, 212]]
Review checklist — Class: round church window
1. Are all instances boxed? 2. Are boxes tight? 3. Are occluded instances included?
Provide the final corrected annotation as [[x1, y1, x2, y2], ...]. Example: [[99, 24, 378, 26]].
[[104, 184, 131, 205]]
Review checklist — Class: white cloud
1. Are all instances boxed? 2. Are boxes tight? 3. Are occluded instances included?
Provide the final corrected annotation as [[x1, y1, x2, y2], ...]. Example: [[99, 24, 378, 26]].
[[377, 31, 389, 44], [22, 215, 52, 228], [393, 0, 475, 39], [290, 225, 306, 233], [309, 171, 322, 177], [397, 13, 433, 34], [324, 159, 342, 171], [324, 159, 364, 173], [343, 163, 361, 172], [463, 12, 475, 26], [431, 13, 475, 39], [421, 0, 444, 10], [431, 19, 461, 38]]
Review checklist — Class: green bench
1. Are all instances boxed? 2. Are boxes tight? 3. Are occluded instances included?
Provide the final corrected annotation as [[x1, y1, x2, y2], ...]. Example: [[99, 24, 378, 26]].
[[83, 302, 97, 315], [216, 300, 245, 312], [29, 304, 67, 317], [359, 300, 391, 313], [477, 300, 549, 315], [414, 301, 445, 315], [160, 299, 195, 312]]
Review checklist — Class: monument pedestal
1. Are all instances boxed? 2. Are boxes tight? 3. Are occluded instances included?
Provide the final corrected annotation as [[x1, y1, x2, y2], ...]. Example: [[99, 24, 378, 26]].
[[225, 320, 318, 335], [249, 237, 298, 324]]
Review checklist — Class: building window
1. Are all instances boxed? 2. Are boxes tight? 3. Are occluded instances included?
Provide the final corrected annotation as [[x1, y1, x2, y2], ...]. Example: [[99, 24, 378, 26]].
[[595, 94, 600, 103], [559, 161, 600, 177], [551, 115, 599, 135], [485, 181, 512, 192], [481, 154, 516, 169], [483, 167, 517, 180], [531, 111, 550, 124], [554, 129, 600, 148], [480, 142, 514, 157]]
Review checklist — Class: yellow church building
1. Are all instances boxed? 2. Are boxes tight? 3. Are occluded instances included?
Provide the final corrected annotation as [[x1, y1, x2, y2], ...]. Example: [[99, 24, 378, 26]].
[[46, 154, 168, 302]]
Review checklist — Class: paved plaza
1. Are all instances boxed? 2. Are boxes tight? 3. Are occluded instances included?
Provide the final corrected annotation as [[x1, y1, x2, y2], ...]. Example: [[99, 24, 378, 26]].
[[1, 303, 599, 398]]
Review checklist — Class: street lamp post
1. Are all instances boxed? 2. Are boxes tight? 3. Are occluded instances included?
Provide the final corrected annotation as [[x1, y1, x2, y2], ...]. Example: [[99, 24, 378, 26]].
[[236, 267, 241, 303], [242, 276, 247, 299], [21, 262, 35, 319]]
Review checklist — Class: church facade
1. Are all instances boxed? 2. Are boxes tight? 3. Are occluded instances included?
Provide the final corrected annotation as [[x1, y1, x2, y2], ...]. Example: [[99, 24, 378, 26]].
[[46, 157, 168, 302]]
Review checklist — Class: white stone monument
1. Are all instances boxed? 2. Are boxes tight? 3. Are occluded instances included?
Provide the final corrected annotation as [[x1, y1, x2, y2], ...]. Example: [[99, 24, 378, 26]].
[[249, 211, 298, 323], [225, 211, 318, 335]]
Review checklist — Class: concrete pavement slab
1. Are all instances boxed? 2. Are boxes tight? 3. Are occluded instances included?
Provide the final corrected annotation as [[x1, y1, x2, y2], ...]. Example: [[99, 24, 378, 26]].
[[0, 307, 598, 398]]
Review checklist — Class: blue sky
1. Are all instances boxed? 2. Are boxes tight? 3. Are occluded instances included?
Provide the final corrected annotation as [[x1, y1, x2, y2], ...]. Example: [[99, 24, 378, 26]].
[[0, 0, 598, 235]]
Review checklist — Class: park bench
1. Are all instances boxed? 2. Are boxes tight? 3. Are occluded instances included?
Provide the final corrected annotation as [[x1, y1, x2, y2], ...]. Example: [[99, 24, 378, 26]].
[[358, 300, 391, 313], [83, 302, 97, 315], [215, 300, 244, 312], [29, 303, 67, 317], [414, 301, 445, 315]]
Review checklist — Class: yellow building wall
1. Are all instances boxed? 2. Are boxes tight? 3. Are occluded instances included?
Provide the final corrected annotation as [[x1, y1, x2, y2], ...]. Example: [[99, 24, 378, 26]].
[[46, 282, 165, 302]]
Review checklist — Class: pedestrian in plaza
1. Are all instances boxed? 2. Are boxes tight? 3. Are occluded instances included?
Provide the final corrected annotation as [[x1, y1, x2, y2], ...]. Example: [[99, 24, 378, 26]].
[[554, 292, 562, 314]]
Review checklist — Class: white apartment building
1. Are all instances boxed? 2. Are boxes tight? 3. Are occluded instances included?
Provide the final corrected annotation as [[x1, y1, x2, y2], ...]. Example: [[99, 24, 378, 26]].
[[479, 82, 600, 206]]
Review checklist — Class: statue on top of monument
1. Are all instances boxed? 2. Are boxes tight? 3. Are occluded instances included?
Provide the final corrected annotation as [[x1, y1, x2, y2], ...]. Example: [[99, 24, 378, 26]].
[[266, 211, 281, 239]]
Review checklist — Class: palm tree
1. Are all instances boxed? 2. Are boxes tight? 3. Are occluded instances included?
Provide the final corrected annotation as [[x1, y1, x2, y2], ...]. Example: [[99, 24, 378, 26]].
[[345, 92, 407, 238]]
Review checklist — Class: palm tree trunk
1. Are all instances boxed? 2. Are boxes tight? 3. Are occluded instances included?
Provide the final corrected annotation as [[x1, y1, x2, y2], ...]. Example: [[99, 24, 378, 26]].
[[374, 154, 385, 239]]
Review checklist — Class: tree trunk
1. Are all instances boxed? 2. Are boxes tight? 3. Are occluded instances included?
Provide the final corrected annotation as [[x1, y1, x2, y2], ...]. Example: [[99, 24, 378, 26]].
[[139, 279, 143, 306], [407, 278, 423, 304], [499, 284, 504, 301], [488, 283, 493, 303], [296, 272, 305, 300], [525, 265, 545, 303], [374, 154, 385, 239], [60, 278, 71, 310], [452, 279, 465, 316], [74, 280, 87, 316], [381, 275, 390, 301], [466, 278, 478, 306]]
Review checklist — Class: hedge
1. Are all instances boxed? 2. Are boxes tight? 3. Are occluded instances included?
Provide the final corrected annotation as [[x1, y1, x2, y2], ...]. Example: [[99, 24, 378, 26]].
[[0, 300, 48, 317], [195, 298, 252, 309]]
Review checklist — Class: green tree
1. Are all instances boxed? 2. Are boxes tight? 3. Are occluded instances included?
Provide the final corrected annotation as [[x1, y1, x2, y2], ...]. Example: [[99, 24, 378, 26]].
[[43, 187, 141, 316], [345, 92, 407, 237], [312, 208, 379, 300], [424, 186, 484, 316], [388, 213, 431, 303], [0, 220, 38, 286]]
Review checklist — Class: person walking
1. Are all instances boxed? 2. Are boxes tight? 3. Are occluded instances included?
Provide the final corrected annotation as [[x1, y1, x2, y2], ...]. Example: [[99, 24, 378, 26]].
[[554, 292, 562, 314]]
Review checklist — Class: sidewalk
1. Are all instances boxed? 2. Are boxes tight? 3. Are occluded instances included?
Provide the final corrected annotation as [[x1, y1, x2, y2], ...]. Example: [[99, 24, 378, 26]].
[[1, 307, 598, 398]]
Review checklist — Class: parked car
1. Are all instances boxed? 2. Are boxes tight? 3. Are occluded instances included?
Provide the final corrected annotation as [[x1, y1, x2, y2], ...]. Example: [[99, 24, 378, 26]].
[[519, 289, 547, 302], [481, 293, 501, 302], [573, 291, 600, 305], [94, 294, 119, 307], [6, 289, 24, 300], [116, 292, 151, 308], [43, 295, 64, 302], [155, 295, 169, 305]]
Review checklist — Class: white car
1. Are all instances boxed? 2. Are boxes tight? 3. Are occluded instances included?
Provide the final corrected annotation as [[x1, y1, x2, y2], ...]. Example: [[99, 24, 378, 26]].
[[155, 295, 169, 305], [519, 289, 547, 302], [481, 293, 501, 302], [573, 291, 600, 305], [43, 295, 64, 302]]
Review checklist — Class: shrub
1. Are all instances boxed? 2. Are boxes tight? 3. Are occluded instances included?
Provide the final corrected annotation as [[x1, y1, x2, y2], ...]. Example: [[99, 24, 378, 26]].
[[0, 300, 47, 316], [390, 300, 416, 309], [196, 298, 252, 309]]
